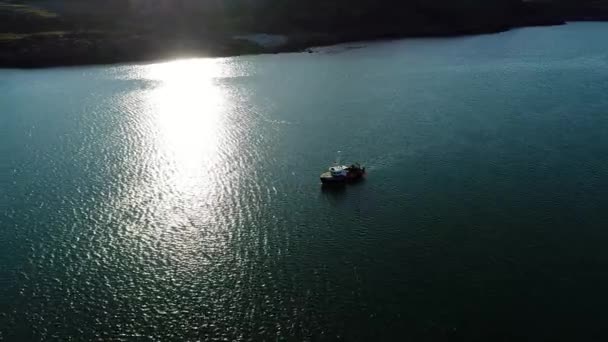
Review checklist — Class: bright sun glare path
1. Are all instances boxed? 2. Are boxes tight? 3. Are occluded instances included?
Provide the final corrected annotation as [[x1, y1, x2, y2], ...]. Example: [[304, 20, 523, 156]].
[[111, 58, 239, 270], [145, 58, 230, 192]]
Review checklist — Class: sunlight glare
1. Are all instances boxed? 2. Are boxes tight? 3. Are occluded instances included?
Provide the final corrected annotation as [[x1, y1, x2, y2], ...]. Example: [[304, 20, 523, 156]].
[[146, 58, 228, 190]]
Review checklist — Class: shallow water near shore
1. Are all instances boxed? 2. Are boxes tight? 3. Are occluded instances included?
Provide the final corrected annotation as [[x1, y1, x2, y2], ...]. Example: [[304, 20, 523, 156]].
[[3, 22, 608, 340]]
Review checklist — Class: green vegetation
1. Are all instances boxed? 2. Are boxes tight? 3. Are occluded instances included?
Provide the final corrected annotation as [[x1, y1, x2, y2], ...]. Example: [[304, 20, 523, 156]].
[[0, 33, 25, 40], [0, 31, 68, 41], [0, 2, 56, 18]]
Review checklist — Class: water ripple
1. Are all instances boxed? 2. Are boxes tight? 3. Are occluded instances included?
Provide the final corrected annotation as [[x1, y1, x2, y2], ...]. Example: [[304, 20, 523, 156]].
[[6, 25, 608, 340]]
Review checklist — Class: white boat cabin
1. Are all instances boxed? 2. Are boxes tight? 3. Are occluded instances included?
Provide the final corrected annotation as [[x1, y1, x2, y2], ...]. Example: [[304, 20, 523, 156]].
[[329, 165, 349, 177]]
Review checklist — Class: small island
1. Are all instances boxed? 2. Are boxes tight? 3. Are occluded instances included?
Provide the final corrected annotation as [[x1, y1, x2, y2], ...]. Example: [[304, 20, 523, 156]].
[[1, 0, 607, 68]]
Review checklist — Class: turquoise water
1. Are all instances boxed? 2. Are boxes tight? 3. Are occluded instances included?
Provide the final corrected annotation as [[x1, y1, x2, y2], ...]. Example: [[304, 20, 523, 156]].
[[3, 22, 608, 340]]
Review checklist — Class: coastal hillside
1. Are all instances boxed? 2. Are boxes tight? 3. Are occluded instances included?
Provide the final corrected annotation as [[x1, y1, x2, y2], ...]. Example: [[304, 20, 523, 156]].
[[0, 0, 604, 67]]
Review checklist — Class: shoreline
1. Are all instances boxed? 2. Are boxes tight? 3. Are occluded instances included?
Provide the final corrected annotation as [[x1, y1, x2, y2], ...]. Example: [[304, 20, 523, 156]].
[[0, 19, 581, 69]]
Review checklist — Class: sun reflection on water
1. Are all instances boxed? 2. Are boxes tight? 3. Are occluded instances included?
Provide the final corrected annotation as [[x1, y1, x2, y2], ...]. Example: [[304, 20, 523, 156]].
[[129, 59, 240, 261], [145, 58, 229, 191]]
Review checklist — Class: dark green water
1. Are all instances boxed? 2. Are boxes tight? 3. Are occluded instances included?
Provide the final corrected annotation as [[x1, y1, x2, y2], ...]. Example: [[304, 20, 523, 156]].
[[3, 23, 608, 341]]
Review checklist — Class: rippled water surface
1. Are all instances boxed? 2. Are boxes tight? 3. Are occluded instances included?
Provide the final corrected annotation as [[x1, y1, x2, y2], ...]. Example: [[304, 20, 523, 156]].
[[3, 23, 608, 340]]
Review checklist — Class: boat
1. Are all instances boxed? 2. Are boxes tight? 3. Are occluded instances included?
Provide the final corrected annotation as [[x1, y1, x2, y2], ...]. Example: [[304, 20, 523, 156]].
[[320, 163, 366, 184]]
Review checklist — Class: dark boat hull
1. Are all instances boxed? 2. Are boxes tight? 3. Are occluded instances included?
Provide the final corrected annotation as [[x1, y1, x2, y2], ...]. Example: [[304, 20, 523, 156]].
[[320, 171, 365, 184]]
